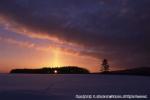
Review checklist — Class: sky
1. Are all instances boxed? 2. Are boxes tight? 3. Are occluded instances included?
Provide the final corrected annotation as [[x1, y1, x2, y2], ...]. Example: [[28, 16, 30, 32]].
[[0, 0, 150, 73]]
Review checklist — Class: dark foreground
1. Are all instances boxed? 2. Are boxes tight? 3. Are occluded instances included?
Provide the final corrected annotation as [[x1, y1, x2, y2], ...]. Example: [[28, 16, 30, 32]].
[[0, 74, 150, 100]]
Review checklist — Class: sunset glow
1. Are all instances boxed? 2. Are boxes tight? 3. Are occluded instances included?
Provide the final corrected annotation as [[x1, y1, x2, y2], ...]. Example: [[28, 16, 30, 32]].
[[51, 48, 61, 67], [0, 0, 150, 73], [0, 35, 100, 73]]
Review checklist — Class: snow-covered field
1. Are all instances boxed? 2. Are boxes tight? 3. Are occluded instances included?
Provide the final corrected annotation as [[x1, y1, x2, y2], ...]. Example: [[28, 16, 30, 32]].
[[0, 74, 150, 100]]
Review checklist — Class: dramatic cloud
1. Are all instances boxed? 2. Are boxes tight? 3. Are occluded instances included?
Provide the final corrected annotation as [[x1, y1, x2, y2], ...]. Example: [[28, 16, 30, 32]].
[[0, 36, 86, 57], [0, 0, 150, 68]]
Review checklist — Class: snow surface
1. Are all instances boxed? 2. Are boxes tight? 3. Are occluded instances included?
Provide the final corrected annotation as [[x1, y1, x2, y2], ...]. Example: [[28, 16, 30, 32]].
[[0, 74, 150, 100]]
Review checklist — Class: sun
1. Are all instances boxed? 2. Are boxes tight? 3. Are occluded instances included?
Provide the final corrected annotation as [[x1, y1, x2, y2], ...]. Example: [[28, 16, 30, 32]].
[[54, 70, 58, 74]]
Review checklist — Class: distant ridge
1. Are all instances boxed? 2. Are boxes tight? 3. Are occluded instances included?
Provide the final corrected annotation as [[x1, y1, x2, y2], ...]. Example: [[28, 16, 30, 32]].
[[10, 66, 150, 76], [10, 66, 90, 74], [99, 67, 150, 76]]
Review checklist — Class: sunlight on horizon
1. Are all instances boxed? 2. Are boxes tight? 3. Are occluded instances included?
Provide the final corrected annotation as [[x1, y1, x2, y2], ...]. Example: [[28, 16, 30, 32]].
[[0, 37, 101, 73]]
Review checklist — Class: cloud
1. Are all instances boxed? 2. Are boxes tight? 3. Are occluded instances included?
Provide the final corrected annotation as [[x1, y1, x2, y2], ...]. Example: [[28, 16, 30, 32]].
[[0, 0, 150, 68], [0, 37, 35, 48], [0, 36, 92, 58]]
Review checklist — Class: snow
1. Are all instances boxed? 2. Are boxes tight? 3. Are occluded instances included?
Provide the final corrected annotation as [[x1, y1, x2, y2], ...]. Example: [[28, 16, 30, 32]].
[[0, 74, 150, 100]]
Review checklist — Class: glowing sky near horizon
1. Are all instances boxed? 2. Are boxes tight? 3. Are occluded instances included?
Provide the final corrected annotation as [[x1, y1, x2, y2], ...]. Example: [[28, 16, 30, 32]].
[[0, 27, 100, 73], [0, 0, 150, 73]]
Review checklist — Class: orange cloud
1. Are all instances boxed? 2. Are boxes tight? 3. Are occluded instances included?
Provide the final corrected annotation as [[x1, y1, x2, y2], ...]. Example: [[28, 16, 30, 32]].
[[0, 36, 78, 55], [0, 37, 35, 48]]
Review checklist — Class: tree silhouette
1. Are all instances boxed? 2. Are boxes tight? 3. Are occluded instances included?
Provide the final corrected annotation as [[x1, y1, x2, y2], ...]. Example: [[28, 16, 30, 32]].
[[101, 59, 110, 72], [10, 66, 90, 74]]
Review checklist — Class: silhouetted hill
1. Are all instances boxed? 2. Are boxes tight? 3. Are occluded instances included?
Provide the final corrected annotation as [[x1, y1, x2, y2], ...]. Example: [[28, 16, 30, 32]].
[[10, 66, 89, 74], [99, 67, 150, 76]]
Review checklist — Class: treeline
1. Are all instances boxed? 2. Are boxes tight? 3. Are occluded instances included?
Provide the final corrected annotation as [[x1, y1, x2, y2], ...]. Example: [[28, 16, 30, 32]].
[[10, 66, 90, 74], [99, 67, 150, 76]]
